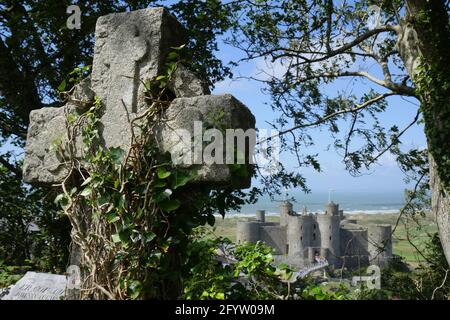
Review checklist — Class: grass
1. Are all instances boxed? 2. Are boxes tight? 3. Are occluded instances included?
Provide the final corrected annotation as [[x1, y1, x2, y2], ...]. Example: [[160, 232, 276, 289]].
[[207, 212, 437, 268]]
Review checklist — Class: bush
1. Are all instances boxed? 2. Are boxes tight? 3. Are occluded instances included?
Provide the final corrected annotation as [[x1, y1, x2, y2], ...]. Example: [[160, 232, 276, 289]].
[[182, 230, 352, 300], [356, 233, 450, 300], [0, 165, 71, 272]]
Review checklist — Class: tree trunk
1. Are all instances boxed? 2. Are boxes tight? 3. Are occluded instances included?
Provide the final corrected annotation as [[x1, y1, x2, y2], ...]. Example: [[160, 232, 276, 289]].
[[429, 154, 450, 265], [397, 0, 450, 266]]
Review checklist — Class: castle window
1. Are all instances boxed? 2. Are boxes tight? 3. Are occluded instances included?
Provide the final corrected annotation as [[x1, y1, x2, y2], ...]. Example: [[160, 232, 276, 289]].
[[329, 236, 331, 240], [286, 244, 289, 254], [329, 225, 331, 230], [313, 224, 316, 229], [301, 225, 303, 231], [313, 233, 316, 240], [301, 236, 303, 241]]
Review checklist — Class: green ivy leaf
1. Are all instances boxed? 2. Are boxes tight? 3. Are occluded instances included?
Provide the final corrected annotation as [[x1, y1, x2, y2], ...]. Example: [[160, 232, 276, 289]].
[[112, 234, 121, 243], [167, 51, 178, 60], [109, 147, 124, 165], [128, 280, 142, 299], [80, 187, 92, 197], [81, 176, 92, 187], [107, 212, 120, 224], [154, 180, 166, 188], [145, 232, 156, 243], [171, 44, 186, 51], [159, 199, 180, 212], [53, 194, 63, 203], [172, 173, 190, 189], [58, 79, 66, 92], [157, 167, 171, 179]]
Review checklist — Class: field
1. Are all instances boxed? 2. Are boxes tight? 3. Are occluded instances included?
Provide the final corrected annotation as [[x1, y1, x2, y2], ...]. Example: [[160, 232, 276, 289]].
[[206, 212, 438, 268]]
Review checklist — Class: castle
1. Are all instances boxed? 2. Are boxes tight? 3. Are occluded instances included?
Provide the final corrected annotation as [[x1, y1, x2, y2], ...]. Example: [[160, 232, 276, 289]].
[[236, 201, 393, 269]]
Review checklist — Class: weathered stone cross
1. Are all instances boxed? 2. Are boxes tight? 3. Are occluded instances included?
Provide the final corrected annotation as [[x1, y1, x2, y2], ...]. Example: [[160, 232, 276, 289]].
[[23, 8, 255, 188], [22, 7, 255, 299]]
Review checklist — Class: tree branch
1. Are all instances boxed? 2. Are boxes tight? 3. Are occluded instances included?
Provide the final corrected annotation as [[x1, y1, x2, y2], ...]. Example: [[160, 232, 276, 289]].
[[271, 25, 399, 64], [260, 92, 397, 143], [292, 70, 416, 97], [0, 154, 22, 179], [366, 109, 421, 166]]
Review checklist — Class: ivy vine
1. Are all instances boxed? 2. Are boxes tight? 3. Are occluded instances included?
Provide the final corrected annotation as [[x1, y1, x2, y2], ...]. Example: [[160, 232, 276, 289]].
[[55, 46, 229, 299]]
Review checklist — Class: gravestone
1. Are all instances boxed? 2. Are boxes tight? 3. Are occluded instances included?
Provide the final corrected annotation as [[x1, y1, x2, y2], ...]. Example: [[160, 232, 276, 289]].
[[2, 272, 66, 300], [23, 7, 255, 187], [21, 7, 255, 299]]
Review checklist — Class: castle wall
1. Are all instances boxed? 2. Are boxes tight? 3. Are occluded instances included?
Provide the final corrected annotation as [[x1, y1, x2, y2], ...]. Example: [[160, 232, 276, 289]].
[[286, 216, 302, 257], [243, 201, 393, 270], [340, 226, 370, 269], [280, 201, 293, 228], [255, 210, 266, 223], [286, 214, 316, 258], [341, 219, 357, 224], [325, 202, 339, 216], [368, 224, 393, 267], [236, 220, 260, 244], [317, 214, 341, 265], [260, 225, 286, 254]]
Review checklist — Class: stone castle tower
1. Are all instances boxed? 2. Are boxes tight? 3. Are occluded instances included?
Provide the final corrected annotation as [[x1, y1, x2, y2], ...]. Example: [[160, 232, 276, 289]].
[[236, 201, 393, 269]]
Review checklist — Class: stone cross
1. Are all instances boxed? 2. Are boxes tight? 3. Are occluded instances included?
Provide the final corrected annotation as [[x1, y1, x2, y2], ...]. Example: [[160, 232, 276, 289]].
[[23, 8, 255, 187]]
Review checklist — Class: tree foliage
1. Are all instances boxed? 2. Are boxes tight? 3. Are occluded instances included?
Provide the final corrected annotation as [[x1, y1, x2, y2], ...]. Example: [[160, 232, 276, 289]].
[[225, 0, 421, 178]]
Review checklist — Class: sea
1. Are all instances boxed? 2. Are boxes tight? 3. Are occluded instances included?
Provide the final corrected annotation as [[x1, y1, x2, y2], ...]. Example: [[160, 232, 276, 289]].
[[223, 190, 405, 217]]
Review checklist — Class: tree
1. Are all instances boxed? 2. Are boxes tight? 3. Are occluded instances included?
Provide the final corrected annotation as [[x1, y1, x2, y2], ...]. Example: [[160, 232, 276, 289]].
[[224, 0, 450, 265]]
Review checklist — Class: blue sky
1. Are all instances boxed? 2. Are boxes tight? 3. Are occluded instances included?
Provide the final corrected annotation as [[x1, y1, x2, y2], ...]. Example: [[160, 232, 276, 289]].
[[211, 39, 427, 193]]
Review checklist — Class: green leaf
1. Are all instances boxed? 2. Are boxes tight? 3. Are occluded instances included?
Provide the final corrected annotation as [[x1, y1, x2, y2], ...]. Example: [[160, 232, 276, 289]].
[[167, 51, 178, 60], [229, 163, 241, 172], [145, 232, 156, 243], [159, 199, 180, 212], [67, 112, 78, 124], [81, 177, 92, 187], [171, 44, 186, 51], [157, 167, 171, 179], [112, 234, 121, 243], [109, 147, 124, 165], [54, 194, 65, 204], [172, 173, 190, 189], [119, 230, 130, 243], [154, 180, 166, 188], [136, 207, 144, 219], [153, 190, 169, 203], [58, 79, 66, 92], [80, 187, 92, 197], [128, 280, 142, 299], [107, 212, 120, 224], [156, 75, 166, 81]]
